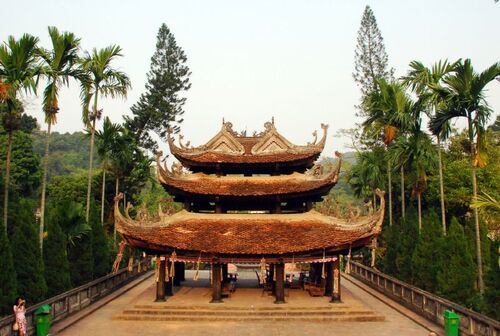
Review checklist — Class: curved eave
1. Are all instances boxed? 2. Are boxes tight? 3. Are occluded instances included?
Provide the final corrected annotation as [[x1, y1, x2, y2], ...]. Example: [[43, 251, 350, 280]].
[[156, 155, 341, 197], [114, 190, 385, 256], [167, 123, 327, 166]]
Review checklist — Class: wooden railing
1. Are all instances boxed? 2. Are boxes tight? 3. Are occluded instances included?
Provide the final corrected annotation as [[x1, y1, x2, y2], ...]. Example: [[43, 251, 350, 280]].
[[0, 261, 149, 336], [348, 260, 500, 336]]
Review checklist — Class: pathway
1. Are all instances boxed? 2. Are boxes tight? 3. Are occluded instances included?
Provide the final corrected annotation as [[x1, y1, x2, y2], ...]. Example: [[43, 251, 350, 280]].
[[56, 270, 441, 336]]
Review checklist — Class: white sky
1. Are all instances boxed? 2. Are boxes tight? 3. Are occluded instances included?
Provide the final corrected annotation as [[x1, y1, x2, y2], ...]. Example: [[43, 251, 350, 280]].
[[2, 0, 499, 155]]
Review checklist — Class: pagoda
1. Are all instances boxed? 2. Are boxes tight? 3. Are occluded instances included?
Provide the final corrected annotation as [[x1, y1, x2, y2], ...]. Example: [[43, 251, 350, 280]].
[[114, 120, 385, 304]]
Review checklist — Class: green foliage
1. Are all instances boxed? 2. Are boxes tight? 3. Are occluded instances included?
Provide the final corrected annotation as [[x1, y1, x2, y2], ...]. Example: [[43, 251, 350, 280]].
[[48, 170, 99, 205], [31, 130, 94, 177], [68, 231, 93, 286], [0, 221, 17, 316], [437, 218, 476, 306], [11, 199, 47, 303], [411, 210, 444, 292], [0, 129, 41, 196], [43, 219, 71, 297], [126, 23, 191, 152], [380, 209, 419, 282], [91, 218, 111, 278], [484, 241, 500, 320]]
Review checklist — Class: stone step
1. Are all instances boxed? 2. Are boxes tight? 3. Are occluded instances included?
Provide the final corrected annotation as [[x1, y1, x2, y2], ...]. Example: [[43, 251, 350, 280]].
[[122, 309, 377, 316], [115, 314, 386, 322], [113, 314, 385, 322], [133, 304, 362, 311]]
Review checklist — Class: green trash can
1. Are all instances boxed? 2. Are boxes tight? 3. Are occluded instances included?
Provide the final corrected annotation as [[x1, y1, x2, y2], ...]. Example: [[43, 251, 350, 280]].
[[34, 304, 52, 336], [443, 310, 459, 336]]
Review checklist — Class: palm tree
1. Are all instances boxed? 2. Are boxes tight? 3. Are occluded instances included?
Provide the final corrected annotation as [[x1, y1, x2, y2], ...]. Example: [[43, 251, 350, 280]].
[[79, 45, 131, 222], [429, 59, 500, 294], [37, 26, 81, 251], [0, 34, 40, 232], [363, 79, 414, 226], [95, 117, 122, 224], [388, 132, 437, 231], [402, 60, 459, 235], [348, 148, 385, 208]]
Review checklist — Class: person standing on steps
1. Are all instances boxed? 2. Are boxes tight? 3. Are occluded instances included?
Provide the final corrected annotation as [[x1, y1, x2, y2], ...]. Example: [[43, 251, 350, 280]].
[[13, 297, 27, 336]]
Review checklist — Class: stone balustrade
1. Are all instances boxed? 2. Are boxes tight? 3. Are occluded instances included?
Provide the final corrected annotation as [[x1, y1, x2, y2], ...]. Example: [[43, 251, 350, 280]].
[[349, 260, 500, 336], [0, 261, 148, 336]]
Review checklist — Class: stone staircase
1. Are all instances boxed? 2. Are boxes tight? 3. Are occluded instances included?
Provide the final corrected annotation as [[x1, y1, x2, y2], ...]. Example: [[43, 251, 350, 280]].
[[113, 304, 385, 322]]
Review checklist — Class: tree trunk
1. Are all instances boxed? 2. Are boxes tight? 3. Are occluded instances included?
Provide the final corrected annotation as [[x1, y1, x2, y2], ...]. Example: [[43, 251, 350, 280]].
[[387, 159, 392, 226], [372, 193, 376, 211], [3, 132, 13, 233], [467, 117, 483, 294], [417, 192, 422, 232], [114, 177, 119, 246], [85, 93, 99, 222], [39, 122, 52, 253], [401, 165, 405, 219], [471, 164, 484, 294], [101, 169, 106, 225], [437, 137, 447, 235], [371, 238, 377, 268]]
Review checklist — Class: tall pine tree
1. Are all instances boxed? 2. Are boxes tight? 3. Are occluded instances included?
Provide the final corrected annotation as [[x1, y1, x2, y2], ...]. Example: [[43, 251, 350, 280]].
[[43, 219, 71, 297], [0, 221, 17, 315], [11, 199, 47, 304], [412, 210, 444, 293], [126, 23, 191, 153], [437, 218, 476, 306], [353, 5, 394, 115]]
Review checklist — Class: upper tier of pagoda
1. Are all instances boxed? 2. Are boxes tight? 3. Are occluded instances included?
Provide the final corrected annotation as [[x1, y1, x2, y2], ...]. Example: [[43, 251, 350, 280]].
[[156, 151, 342, 204], [167, 121, 328, 174]]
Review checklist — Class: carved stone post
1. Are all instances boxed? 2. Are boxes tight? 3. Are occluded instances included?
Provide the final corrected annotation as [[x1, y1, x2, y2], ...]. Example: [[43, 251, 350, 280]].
[[324, 262, 333, 296], [275, 262, 285, 304], [165, 261, 173, 296], [211, 262, 223, 303], [331, 256, 341, 303], [155, 256, 166, 302]]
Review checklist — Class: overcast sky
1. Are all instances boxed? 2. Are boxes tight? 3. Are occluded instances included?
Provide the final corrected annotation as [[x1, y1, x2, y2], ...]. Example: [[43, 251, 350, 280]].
[[2, 0, 499, 155]]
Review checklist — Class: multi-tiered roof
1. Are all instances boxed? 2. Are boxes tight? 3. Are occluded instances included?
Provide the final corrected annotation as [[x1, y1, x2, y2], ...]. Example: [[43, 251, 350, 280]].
[[114, 121, 385, 263]]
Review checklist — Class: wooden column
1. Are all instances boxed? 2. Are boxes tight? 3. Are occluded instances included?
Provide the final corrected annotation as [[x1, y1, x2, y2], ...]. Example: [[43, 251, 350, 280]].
[[155, 257, 166, 302], [269, 264, 275, 294], [331, 256, 342, 303], [324, 262, 333, 296], [222, 263, 229, 283], [165, 261, 173, 296], [274, 262, 285, 304], [211, 262, 223, 303]]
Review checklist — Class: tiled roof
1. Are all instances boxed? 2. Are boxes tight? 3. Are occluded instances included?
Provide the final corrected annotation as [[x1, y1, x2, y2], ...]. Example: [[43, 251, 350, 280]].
[[114, 190, 385, 255], [168, 122, 328, 165], [156, 153, 341, 197]]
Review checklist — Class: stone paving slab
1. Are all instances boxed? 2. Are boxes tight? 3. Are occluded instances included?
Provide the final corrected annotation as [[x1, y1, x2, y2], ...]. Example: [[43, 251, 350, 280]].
[[57, 270, 437, 336]]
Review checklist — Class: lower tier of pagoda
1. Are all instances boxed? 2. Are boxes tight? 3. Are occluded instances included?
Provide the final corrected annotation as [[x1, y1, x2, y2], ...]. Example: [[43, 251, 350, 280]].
[[114, 190, 385, 257]]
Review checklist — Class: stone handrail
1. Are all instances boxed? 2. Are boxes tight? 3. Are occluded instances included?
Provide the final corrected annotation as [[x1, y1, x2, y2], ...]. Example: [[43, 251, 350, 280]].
[[348, 260, 500, 336], [0, 260, 149, 336]]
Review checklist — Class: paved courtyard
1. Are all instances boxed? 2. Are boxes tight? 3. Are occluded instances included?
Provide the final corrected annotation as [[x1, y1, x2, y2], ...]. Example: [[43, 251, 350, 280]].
[[57, 270, 439, 336]]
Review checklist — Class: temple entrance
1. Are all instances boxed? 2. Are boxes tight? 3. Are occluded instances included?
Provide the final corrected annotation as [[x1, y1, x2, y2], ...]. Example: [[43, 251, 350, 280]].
[[154, 259, 343, 305]]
